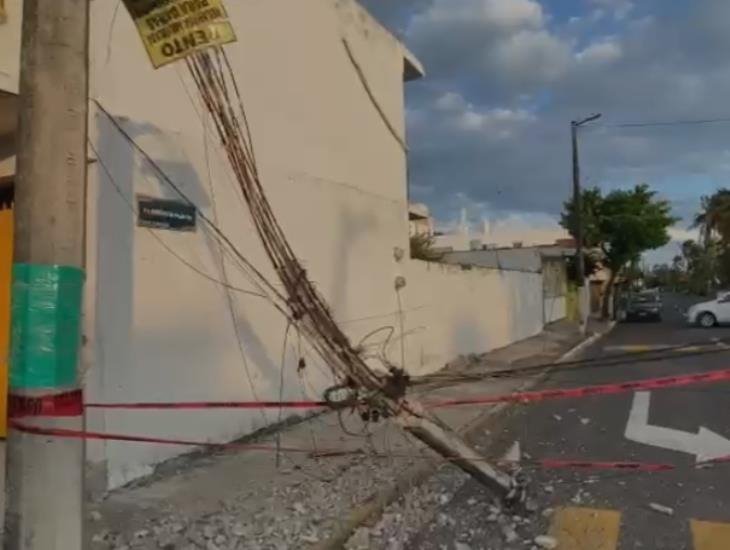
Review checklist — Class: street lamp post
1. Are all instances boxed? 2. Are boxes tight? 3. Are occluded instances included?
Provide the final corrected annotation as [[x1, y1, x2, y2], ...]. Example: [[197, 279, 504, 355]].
[[571, 113, 602, 334]]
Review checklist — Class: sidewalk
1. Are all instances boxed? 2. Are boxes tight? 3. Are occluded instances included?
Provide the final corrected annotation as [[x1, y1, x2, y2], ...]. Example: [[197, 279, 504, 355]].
[[87, 320, 611, 550]]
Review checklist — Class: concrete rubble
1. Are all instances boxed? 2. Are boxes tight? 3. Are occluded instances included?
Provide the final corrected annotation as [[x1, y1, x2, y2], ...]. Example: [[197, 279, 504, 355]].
[[85, 321, 598, 550]]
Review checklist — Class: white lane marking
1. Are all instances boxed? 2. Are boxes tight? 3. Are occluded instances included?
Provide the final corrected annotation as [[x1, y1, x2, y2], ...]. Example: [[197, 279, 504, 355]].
[[624, 392, 730, 463]]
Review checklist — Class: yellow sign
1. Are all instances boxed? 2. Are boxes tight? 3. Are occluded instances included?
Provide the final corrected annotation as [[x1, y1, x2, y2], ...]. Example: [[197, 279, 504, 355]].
[[122, 0, 237, 69]]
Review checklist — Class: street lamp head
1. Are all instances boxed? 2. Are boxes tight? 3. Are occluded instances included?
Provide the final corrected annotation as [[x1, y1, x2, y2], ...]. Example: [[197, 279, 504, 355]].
[[574, 113, 603, 127]]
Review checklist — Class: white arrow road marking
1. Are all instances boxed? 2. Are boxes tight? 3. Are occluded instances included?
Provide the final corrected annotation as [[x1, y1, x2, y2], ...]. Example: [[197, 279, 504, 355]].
[[625, 392, 730, 463]]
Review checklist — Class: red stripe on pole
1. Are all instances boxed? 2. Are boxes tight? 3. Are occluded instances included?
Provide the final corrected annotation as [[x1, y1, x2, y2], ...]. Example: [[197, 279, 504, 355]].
[[8, 390, 83, 418]]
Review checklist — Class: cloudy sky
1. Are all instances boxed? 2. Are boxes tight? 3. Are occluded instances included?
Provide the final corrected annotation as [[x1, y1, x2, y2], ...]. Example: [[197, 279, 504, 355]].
[[359, 0, 730, 263]]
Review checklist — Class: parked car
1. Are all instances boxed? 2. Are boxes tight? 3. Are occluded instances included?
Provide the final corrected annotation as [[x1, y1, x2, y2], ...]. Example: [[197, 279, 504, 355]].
[[686, 291, 730, 328], [620, 290, 663, 322]]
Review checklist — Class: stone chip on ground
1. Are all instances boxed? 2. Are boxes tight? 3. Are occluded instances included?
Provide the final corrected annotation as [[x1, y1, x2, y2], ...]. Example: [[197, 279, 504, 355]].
[[648, 502, 675, 516], [534, 534, 558, 549]]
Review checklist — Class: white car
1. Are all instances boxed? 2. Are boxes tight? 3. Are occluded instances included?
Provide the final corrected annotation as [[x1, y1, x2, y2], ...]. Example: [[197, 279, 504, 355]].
[[687, 292, 730, 327]]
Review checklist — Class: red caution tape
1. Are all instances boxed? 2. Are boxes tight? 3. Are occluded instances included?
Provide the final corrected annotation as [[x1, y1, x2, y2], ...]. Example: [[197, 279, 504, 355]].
[[8, 421, 319, 454], [85, 400, 328, 410], [8, 390, 84, 419], [82, 368, 730, 413], [427, 368, 730, 409], [8, 421, 694, 473], [537, 459, 675, 472]]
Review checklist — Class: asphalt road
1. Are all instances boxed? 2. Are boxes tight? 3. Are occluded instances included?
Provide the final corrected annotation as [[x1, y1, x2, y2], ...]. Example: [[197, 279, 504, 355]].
[[404, 293, 730, 550]]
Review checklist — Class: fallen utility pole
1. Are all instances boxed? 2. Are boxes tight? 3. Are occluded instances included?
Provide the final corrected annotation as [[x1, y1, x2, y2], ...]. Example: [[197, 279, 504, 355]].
[[5, 0, 89, 548], [398, 403, 515, 495], [114, 0, 520, 506], [186, 49, 520, 505]]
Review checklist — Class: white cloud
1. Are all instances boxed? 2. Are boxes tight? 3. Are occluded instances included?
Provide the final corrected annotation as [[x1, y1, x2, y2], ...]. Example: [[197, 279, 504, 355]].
[[668, 226, 700, 243], [434, 92, 535, 137], [435, 92, 468, 111], [486, 213, 569, 247], [410, 0, 544, 32], [458, 108, 535, 134], [405, 0, 570, 91], [367, 0, 730, 231], [589, 9, 606, 23], [493, 30, 571, 83], [589, 0, 634, 20], [437, 208, 569, 247], [576, 39, 623, 65], [477, 0, 544, 28], [644, 226, 700, 266]]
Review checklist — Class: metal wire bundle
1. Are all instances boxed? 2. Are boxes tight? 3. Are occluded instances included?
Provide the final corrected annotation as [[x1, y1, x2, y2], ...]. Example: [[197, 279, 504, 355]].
[[185, 48, 399, 402]]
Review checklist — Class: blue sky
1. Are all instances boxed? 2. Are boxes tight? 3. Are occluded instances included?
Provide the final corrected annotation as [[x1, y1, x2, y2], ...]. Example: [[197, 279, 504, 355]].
[[360, 0, 730, 264]]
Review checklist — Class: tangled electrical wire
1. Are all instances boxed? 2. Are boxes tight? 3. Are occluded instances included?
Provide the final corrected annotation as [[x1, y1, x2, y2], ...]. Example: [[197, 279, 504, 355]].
[[183, 48, 409, 421]]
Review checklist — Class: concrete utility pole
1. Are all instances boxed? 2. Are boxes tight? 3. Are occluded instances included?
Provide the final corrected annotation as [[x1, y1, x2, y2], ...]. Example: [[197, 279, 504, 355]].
[[5, 0, 89, 548], [571, 113, 601, 334]]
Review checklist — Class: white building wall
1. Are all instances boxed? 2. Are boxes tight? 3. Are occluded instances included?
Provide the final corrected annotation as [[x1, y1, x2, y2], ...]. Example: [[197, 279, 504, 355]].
[[543, 296, 567, 324], [400, 262, 544, 371], [83, 0, 418, 489], [0, 0, 20, 95], [1, 0, 548, 489]]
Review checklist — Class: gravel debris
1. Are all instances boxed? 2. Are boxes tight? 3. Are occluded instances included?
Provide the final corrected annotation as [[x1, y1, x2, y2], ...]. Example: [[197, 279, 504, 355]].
[[84, 329, 583, 550], [500, 524, 519, 543], [89, 418, 444, 550]]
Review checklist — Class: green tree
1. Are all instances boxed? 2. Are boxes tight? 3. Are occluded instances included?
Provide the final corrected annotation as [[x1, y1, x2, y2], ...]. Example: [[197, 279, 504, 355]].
[[681, 239, 719, 295], [566, 251, 601, 284], [647, 258, 685, 291], [560, 187, 604, 248], [561, 184, 676, 318], [410, 233, 443, 262], [693, 189, 730, 246], [692, 189, 730, 286]]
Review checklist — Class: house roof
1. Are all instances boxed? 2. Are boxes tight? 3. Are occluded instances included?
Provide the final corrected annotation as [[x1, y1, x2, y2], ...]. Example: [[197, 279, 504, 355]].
[[409, 202, 430, 220]]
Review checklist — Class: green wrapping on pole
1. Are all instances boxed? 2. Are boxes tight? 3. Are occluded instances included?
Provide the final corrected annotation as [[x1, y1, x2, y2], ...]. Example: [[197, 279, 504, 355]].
[[9, 264, 85, 389]]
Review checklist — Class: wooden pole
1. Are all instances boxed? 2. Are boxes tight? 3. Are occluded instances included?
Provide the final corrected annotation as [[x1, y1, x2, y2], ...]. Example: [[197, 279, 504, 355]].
[[572, 121, 586, 335], [5, 0, 89, 547]]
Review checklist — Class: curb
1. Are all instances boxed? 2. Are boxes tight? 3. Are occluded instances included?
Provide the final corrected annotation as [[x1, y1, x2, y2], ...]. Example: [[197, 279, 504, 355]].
[[557, 322, 616, 363], [314, 322, 617, 550]]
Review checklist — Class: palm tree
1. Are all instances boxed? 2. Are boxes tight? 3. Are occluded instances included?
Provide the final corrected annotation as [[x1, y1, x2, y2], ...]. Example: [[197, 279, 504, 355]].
[[693, 189, 730, 245]]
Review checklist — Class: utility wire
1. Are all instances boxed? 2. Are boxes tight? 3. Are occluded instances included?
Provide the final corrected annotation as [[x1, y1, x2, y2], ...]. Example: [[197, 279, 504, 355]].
[[89, 140, 266, 300], [413, 337, 730, 387], [590, 117, 730, 130], [86, 144, 730, 394], [92, 98, 291, 317]]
